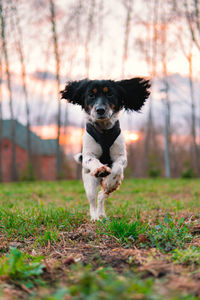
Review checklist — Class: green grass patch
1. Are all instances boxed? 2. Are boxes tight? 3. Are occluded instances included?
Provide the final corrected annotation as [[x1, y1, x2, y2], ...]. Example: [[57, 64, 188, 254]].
[[97, 213, 192, 251], [0, 179, 200, 299], [147, 213, 192, 252], [41, 263, 160, 300], [172, 247, 200, 265], [0, 247, 44, 288], [98, 213, 148, 245], [0, 204, 86, 243]]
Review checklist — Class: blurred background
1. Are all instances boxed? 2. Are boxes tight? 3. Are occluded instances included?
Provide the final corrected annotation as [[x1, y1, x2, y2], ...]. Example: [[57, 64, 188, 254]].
[[0, 0, 200, 181]]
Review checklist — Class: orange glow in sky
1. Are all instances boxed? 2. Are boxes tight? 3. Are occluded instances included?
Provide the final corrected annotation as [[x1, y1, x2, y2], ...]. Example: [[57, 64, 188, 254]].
[[31, 125, 140, 154], [123, 131, 140, 143]]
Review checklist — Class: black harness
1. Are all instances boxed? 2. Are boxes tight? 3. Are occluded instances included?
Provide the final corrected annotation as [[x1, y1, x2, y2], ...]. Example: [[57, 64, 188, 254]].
[[86, 121, 121, 167]]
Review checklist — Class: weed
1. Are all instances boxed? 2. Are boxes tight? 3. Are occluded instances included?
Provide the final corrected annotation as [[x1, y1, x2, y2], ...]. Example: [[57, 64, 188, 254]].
[[41, 288, 69, 300], [148, 214, 192, 251], [99, 213, 148, 245], [0, 205, 85, 240], [172, 247, 200, 265], [0, 247, 44, 287], [35, 228, 60, 246], [66, 263, 159, 300], [0, 179, 200, 299], [181, 162, 196, 179]]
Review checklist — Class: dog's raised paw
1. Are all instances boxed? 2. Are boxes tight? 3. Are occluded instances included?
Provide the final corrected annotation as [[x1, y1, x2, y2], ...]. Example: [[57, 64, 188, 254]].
[[93, 166, 111, 178], [101, 174, 122, 195]]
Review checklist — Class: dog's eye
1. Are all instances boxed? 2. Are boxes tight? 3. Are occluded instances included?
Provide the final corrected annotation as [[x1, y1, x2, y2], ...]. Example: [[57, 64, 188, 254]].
[[88, 93, 95, 100], [107, 92, 113, 98]]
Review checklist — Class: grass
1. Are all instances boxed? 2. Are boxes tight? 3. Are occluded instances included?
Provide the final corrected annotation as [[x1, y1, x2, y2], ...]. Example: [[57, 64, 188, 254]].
[[147, 213, 193, 251], [52, 263, 158, 300], [98, 212, 148, 244], [0, 247, 44, 287], [0, 178, 200, 299], [97, 213, 192, 251], [172, 247, 200, 265], [0, 205, 86, 241]]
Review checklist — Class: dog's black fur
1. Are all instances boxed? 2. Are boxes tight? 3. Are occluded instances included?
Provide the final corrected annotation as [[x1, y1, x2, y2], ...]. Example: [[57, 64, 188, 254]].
[[61, 77, 150, 220], [61, 78, 150, 113]]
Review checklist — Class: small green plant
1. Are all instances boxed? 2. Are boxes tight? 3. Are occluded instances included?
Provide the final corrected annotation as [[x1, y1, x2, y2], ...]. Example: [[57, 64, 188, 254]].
[[148, 167, 161, 178], [66, 264, 157, 300], [41, 264, 159, 299], [42, 288, 69, 300], [148, 154, 161, 178], [0, 205, 85, 239], [35, 228, 59, 246], [100, 214, 148, 244], [172, 247, 200, 265], [181, 162, 196, 178], [148, 214, 192, 252], [20, 162, 36, 181], [0, 247, 44, 287]]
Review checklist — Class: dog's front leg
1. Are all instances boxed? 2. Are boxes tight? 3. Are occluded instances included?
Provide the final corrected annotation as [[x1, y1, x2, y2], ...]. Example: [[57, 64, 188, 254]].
[[82, 154, 111, 178], [82, 171, 99, 220], [97, 190, 108, 218], [82, 133, 111, 178], [102, 134, 127, 194], [102, 157, 127, 194]]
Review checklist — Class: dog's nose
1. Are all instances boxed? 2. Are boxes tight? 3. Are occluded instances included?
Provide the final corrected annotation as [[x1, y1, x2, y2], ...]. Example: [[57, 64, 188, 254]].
[[96, 107, 105, 115]]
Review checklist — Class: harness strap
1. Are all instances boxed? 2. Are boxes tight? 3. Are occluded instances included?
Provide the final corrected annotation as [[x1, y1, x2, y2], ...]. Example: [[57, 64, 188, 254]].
[[86, 121, 121, 167]]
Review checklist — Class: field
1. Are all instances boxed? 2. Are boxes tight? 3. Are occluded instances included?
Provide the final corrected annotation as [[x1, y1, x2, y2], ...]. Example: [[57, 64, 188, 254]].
[[0, 179, 200, 299]]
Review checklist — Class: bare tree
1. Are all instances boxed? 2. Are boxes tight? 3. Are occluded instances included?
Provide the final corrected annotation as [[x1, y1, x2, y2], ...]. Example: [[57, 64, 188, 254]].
[[178, 32, 199, 172], [184, 0, 200, 51], [11, 0, 33, 176], [187, 50, 200, 172], [136, 0, 160, 174], [49, 0, 62, 178], [0, 1, 17, 180], [0, 54, 2, 181], [137, 0, 175, 177], [98, 0, 104, 74], [85, 0, 95, 77], [161, 82, 171, 178], [121, 0, 134, 77], [148, 0, 176, 178]]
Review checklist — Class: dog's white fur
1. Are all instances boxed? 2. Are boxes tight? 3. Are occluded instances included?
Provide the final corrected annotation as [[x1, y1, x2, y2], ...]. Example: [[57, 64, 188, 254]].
[[77, 113, 127, 221], [62, 78, 150, 220]]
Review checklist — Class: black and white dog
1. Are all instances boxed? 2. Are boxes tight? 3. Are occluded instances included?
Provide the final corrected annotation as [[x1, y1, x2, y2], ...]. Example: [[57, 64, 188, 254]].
[[61, 78, 150, 220]]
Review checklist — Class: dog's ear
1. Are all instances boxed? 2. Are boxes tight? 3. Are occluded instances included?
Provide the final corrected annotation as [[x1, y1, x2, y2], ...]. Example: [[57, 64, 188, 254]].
[[61, 79, 89, 107], [116, 78, 151, 111]]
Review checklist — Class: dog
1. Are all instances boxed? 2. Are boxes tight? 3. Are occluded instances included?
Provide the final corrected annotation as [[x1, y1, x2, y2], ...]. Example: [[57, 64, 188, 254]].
[[61, 78, 150, 220]]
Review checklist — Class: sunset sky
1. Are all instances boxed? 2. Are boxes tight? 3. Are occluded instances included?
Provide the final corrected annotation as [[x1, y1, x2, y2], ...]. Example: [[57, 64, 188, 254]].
[[1, 0, 200, 142], [5, 0, 200, 79]]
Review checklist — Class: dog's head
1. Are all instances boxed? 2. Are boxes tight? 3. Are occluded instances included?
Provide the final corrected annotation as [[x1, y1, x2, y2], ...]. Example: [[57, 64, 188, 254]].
[[61, 78, 150, 123]]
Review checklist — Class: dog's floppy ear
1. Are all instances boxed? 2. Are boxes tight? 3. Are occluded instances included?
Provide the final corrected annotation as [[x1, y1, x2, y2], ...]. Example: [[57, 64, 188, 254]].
[[116, 78, 150, 111], [61, 79, 89, 107]]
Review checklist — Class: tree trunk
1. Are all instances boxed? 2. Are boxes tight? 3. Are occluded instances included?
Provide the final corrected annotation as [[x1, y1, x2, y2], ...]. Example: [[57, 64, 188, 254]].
[[184, 0, 200, 51], [98, 0, 104, 74], [188, 55, 199, 172], [121, 0, 133, 77], [49, 0, 61, 179], [12, 1, 32, 174], [145, 96, 153, 172], [162, 81, 171, 178], [0, 1, 17, 181], [0, 55, 2, 181], [85, 0, 95, 77], [160, 3, 171, 178], [144, 0, 159, 174]]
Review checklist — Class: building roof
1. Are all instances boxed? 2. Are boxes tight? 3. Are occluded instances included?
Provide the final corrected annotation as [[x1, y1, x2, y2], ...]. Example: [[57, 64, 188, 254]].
[[1, 119, 58, 155]]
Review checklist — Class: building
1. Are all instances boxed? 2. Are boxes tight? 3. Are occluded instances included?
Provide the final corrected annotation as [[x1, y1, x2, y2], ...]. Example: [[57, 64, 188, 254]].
[[0, 120, 60, 182]]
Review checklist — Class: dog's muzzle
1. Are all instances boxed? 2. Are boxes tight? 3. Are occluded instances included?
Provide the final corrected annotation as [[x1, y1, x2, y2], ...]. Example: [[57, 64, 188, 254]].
[[96, 106, 106, 118], [90, 101, 113, 121]]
